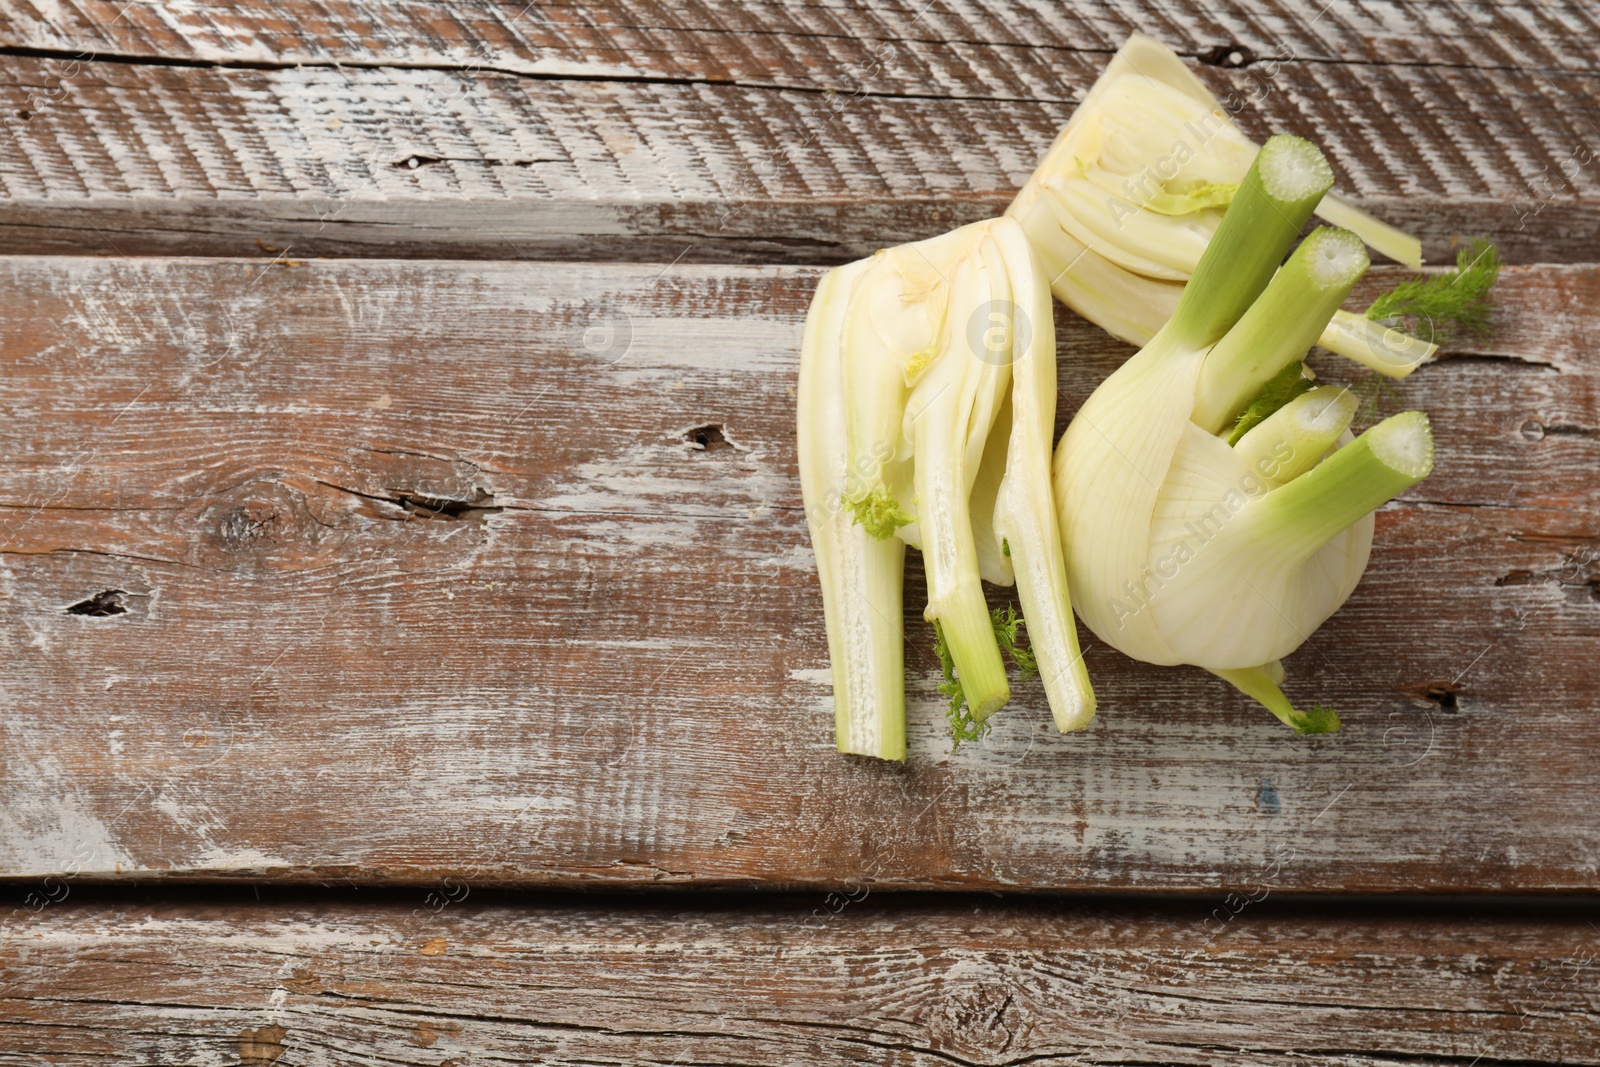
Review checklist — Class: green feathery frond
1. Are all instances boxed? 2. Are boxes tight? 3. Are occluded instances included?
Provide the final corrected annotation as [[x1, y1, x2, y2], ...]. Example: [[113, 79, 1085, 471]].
[[937, 605, 1039, 749], [1365, 238, 1500, 342], [1227, 361, 1316, 446], [934, 620, 989, 748], [990, 604, 1038, 680]]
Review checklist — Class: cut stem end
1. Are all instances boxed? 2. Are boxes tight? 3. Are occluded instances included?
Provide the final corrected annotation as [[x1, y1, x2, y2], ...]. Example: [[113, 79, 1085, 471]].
[[1211, 666, 1342, 735]]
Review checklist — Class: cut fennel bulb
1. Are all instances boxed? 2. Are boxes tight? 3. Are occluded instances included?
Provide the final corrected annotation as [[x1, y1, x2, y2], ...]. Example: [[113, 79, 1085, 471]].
[[799, 216, 1094, 760], [1053, 135, 1435, 734], [1007, 32, 1439, 379]]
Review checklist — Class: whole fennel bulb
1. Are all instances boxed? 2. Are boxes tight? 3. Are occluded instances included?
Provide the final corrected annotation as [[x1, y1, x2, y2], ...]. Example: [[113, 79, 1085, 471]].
[[1053, 135, 1436, 732]]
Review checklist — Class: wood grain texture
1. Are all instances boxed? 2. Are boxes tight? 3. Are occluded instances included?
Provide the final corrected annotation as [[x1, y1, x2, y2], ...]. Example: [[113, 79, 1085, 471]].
[[5, 0, 1599, 86], [0, 0, 1595, 262], [2, 894, 1598, 1065], [0, 254, 1594, 891]]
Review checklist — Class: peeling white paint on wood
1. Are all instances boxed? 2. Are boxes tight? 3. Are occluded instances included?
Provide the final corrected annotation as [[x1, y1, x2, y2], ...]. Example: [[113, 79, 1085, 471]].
[[0, 758, 137, 877], [190, 846, 294, 872]]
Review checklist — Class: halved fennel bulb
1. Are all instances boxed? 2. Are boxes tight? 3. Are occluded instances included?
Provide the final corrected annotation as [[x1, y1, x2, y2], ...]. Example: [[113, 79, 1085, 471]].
[[1008, 32, 1435, 379]]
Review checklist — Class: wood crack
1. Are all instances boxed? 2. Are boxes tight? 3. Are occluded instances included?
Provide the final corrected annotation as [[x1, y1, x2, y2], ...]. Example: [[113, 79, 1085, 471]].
[[0, 545, 194, 568], [0, 501, 184, 512], [0, 44, 1047, 105], [0, 995, 236, 1015], [308, 477, 501, 521], [1401, 499, 1578, 514], [832, 1033, 1066, 1067], [1433, 352, 1561, 371], [1225, 1048, 1586, 1066], [2, 32, 1584, 82], [1143, 984, 1536, 1018], [309, 988, 739, 1040], [1545, 422, 1599, 437], [3, 38, 1585, 110], [392, 155, 568, 169]]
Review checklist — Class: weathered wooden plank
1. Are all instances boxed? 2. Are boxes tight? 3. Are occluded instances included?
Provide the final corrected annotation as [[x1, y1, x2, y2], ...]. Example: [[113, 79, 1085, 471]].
[[4, 0, 1598, 87], [0, 41, 1593, 263], [2, 896, 1598, 1065], [0, 255, 1595, 891]]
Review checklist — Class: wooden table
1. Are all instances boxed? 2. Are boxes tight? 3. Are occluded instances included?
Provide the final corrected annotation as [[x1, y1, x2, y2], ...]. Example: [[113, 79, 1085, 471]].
[[0, 1, 1596, 1062]]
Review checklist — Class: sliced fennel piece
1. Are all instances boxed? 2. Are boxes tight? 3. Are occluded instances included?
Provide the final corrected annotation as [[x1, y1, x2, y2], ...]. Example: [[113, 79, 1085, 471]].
[[1007, 32, 1431, 375], [1026, 211, 1184, 347], [968, 395, 1017, 588], [798, 216, 1094, 759], [907, 243, 1012, 721], [838, 227, 968, 540], [798, 258, 907, 760], [986, 218, 1094, 732], [1017, 197, 1433, 377], [1044, 175, 1215, 281], [1323, 310, 1438, 376], [1053, 135, 1435, 731]]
